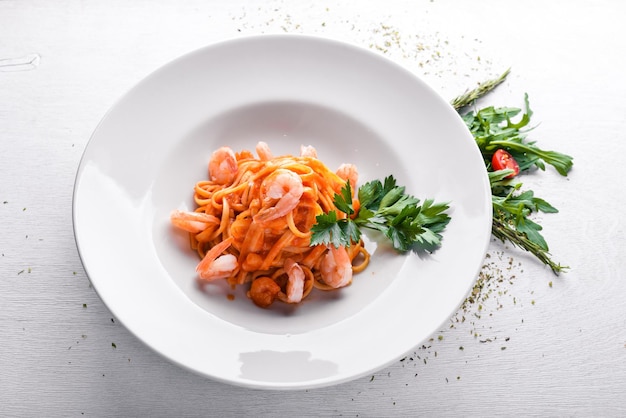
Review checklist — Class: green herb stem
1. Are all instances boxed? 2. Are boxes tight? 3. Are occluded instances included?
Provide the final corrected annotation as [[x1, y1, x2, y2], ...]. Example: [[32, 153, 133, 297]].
[[451, 68, 511, 111], [491, 217, 567, 274]]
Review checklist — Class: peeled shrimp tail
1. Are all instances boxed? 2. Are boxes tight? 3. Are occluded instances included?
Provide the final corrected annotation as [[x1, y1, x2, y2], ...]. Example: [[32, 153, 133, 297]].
[[253, 168, 304, 224], [208, 146, 238, 185], [256, 141, 273, 161], [284, 258, 305, 303], [197, 237, 238, 281], [320, 245, 352, 289], [170, 210, 220, 233], [336, 163, 358, 192], [300, 145, 318, 158]]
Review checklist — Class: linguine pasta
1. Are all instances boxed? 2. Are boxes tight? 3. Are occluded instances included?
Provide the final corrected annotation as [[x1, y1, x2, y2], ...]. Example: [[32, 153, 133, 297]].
[[171, 142, 369, 308]]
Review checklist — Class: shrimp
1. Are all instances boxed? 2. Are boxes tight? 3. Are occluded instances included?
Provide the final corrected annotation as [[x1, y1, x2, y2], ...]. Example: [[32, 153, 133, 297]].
[[208, 146, 238, 185], [284, 258, 304, 303], [196, 237, 238, 282], [170, 210, 220, 233], [253, 168, 304, 224], [256, 141, 273, 161], [336, 163, 358, 191], [320, 245, 352, 288], [300, 144, 318, 158], [248, 276, 281, 308]]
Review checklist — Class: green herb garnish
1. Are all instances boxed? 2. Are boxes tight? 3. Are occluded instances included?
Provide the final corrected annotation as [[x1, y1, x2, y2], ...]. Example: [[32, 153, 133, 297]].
[[311, 69, 572, 274], [452, 70, 573, 274], [463, 93, 573, 176], [451, 68, 510, 111], [310, 176, 451, 253]]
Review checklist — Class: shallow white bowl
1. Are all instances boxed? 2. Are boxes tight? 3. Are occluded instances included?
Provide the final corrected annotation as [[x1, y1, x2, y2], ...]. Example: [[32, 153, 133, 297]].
[[73, 35, 491, 390]]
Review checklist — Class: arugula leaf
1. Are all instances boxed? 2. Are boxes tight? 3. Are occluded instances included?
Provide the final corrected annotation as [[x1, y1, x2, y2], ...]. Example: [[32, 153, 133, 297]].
[[490, 183, 556, 251], [464, 93, 573, 176], [487, 164, 567, 272], [310, 177, 451, 253]]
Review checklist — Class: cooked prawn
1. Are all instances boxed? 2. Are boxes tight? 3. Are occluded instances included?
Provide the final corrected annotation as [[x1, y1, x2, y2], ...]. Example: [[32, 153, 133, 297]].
[[284, 258, 304, 303], [336, 163, 358, 191], [253, 168, 304, 224], [256, 141, 273, 161], [248, 276, 281, 308], [300, 145, 317, 158], [196, 237, 237, 281], [170, 210, 220, 233], [320, 245, 352, 288], [208, 146, 238, 185]]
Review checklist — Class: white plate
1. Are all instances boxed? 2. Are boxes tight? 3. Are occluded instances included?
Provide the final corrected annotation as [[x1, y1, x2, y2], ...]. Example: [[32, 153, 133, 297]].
[[73, 35, 491, 390]]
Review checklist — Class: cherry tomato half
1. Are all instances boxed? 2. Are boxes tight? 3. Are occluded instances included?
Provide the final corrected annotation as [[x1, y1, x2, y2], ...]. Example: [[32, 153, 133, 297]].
[[492, 149, 520, 178]]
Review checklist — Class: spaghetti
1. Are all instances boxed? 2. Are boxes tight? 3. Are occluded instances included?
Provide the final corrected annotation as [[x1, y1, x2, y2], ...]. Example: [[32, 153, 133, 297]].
[[170, 142, 370, 308]]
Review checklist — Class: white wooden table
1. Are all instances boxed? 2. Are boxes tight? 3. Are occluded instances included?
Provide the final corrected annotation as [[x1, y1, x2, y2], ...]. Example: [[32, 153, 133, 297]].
[[2, 1, 625, 416]]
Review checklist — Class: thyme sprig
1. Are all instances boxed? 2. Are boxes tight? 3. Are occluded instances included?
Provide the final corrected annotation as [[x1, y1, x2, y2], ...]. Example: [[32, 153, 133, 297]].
[[451, 68, 510, 111]]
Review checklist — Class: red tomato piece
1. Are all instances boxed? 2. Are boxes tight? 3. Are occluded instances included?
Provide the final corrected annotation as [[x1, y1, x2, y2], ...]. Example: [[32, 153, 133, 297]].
[[492, 149, 520, 178]]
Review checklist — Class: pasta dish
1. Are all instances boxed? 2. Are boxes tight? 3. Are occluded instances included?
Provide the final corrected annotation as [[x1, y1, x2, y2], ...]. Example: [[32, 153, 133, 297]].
[[171, 142, 369, 308]]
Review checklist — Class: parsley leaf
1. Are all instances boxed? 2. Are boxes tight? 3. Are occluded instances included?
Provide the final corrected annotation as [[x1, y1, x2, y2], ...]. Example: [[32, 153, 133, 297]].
[[310, 184, 361, 248], [332, 181, 355, 216], [310, 211, 360, 248], [310, 177, 451, 253]]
